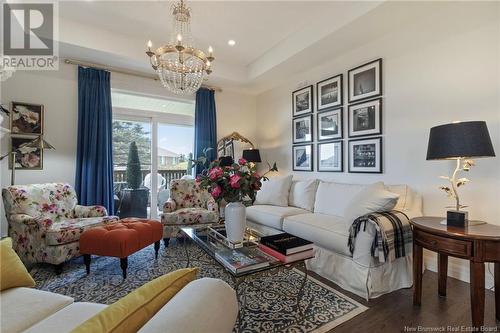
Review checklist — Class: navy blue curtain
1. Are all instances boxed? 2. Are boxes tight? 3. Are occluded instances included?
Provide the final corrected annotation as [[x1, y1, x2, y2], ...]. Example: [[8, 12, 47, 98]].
[[194, 88, 217, 175], [75, 66, 114, 213]]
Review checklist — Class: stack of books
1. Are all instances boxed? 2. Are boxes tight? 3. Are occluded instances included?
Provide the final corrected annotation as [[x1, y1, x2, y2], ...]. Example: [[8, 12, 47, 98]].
[[258, 233, 314, 263], [215, 247, 273, 274]]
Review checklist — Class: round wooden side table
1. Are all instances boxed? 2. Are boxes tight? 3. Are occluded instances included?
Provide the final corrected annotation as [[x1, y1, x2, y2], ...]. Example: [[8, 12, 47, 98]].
[[410, 216, 500, 328]]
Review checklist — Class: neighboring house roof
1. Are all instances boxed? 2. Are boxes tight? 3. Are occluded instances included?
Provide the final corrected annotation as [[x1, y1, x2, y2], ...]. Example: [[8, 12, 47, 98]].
[[158, 147, 180, 158]]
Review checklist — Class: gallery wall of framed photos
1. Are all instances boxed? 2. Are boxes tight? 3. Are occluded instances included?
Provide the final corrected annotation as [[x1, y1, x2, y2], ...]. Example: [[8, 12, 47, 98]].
[[9, 101, 45, 170], [291, 58, 384, 174]]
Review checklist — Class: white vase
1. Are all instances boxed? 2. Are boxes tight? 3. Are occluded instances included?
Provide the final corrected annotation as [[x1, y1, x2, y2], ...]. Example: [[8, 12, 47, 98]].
[[224, 202, 246, 243]]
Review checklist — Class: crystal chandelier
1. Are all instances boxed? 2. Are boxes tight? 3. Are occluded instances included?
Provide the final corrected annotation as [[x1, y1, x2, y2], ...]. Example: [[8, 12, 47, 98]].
[[146, 0, 214, 95]]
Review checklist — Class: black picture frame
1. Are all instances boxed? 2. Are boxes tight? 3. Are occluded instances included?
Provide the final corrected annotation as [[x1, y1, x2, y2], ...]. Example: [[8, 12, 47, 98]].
[[292, 85, 313, 117], [348, 58, 382, 103], [348, 98, 382, 138], [317, 74, 343, 111], [292, 114, 313, 144], [10, 135, 43, 170], [348, 137, 382, 173], [292, 144, 313, 172], [10, 101, 44, 135], [317, 108, 343, 141], [317, 141, 343, 172]]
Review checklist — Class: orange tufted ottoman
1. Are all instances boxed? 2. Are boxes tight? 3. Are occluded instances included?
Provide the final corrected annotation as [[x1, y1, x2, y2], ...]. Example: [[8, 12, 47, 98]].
[[79, 218, 163, 279]]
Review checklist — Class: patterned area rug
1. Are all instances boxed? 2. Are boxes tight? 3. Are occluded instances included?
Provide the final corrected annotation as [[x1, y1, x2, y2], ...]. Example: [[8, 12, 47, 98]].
[[31, 241, 367, 333]]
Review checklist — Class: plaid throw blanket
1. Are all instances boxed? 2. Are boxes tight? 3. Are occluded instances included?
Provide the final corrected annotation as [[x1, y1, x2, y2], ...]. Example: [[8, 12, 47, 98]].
[[348, 211, 412, 263]]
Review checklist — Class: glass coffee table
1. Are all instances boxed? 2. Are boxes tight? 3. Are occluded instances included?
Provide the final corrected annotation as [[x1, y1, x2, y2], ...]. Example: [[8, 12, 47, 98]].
[[180, 225, 312, 321]]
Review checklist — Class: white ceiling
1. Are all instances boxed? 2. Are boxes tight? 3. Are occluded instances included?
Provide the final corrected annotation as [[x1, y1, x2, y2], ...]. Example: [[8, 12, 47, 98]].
[[61, 1, 347, 67], [56, 0, 393, 94]]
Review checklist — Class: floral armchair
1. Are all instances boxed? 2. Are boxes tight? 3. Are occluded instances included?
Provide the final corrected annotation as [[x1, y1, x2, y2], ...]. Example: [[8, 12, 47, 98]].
[[2, 183, 118, 268], [160, 179, 218, 245]]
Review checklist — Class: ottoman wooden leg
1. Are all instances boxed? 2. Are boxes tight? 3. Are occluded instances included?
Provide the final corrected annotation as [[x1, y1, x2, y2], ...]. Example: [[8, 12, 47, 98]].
[[163, 238, 170, 248], [120, 257, 128, 279], [154, 241, 160, 259], [83, 254, 91, 275]]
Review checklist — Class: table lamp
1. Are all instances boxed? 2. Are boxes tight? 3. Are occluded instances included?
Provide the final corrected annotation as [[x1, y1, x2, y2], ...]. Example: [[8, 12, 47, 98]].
[[242, 149, 262, 163], [426, 121, 495, 227]]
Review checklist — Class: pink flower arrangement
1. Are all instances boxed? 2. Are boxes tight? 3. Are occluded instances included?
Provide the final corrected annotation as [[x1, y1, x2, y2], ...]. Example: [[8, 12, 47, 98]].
[[197, 159, 278, 203], [229, 174, 242, 189]]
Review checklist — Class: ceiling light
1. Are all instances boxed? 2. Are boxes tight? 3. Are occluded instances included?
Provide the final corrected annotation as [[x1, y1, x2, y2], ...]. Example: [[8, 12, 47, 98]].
[[228, 40, 236, 46], [146, 0, 215, 95]]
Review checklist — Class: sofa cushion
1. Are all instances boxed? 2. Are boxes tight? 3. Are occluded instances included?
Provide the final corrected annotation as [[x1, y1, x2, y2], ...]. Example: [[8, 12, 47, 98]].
[[45, 217, 117, 245], [0, 238, 35, 291], [283, 213, 351, 256], [385, 184, 414, 211], [138, 278, 238, 333], [0, 287, 74, 333], [314, 181, 367, 217], [247, 205, 309, 230], [72, 268, 198, 333], [24, 302, 107, 333], [254, 175, 293, 207], [288, 179, 318, 211], [344, 182, 399, 222]]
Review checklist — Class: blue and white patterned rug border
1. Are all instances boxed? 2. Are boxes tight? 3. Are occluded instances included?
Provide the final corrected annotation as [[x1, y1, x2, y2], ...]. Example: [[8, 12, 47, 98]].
[[292, 269, 368, 333], [30, 243, 368, 333]]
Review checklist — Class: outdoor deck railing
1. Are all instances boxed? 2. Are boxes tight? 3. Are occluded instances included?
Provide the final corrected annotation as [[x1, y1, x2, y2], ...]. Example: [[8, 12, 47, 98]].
[[113, 169, 188, 187]]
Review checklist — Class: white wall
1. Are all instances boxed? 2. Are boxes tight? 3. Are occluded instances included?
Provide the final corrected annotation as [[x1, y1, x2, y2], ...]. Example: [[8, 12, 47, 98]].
[[255, 2, 500, 285], [0, 63, 257, 235]]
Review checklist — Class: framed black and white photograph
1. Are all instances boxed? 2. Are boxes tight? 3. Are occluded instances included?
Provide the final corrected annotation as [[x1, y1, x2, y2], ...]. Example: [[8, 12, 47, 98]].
[[348, 58, 382, 103], [293, 144, 313, 171], [348, 137, 382, 173], [293, 115, 313, 144], [292, 85, 313, 117], [348, 98, 382, 137], [10, 136, 43, 170], [317, 108, 342, 141], [224, 140, 234, 159], [317, 141, 343, 172], [10, 101, 44, 135], [317, 74, 342, 110]]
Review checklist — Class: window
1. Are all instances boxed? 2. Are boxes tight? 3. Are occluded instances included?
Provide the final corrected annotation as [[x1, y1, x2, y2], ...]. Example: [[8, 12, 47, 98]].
[[111, 90, 195, 219]]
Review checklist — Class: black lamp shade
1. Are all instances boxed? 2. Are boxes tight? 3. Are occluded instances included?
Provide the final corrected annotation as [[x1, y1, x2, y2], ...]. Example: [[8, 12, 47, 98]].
[[242, 149, 262, 163], [426, 121, 495, 160]]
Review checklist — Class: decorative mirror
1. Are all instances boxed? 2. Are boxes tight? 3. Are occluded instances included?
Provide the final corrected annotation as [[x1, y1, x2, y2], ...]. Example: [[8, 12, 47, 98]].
[[217, 132, 255, 160]]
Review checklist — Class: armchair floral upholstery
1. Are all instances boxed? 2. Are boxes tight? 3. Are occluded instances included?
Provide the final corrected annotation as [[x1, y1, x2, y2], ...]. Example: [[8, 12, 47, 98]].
[[160, 179, 219, 239], [2, 183, 118, 265]]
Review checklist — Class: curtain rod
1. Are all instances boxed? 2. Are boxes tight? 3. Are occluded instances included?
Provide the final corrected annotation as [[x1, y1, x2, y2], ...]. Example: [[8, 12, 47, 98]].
[[63, 58, 222, 92]]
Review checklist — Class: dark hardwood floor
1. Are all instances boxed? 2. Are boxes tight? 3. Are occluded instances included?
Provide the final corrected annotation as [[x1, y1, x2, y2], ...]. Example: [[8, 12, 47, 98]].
[[308, 270, 499, 332]]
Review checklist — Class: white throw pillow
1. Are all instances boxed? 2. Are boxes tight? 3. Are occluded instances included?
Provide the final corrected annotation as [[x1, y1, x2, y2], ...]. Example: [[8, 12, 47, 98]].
[[344, 182, 400, 223], [314, 181, 367, 217], [288, 179, 319, 211], [254, 175, 293, 207]]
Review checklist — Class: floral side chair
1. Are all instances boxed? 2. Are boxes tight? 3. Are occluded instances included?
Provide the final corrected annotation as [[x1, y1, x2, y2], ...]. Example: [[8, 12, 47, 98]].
[[2, 183, 118, 272], [160, 179, 219, 246]]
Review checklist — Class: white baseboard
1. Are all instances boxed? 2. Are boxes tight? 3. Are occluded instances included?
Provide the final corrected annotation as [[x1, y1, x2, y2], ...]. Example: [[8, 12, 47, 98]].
[[423, 250, 495, 290]]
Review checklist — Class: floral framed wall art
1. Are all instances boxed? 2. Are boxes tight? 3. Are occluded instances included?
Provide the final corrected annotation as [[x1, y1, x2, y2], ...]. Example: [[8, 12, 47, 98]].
[[10, 101, 44, 135], [10, 136, 43, 170]]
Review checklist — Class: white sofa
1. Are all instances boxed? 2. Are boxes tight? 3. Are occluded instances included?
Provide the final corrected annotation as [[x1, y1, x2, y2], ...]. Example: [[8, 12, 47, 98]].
[[247, 177, 422, 299], [1, 278, 238, 333]]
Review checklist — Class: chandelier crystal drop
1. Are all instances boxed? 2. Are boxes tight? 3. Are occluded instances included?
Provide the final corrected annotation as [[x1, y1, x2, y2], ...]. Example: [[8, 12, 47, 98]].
[[146, 0, 214, 95]]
